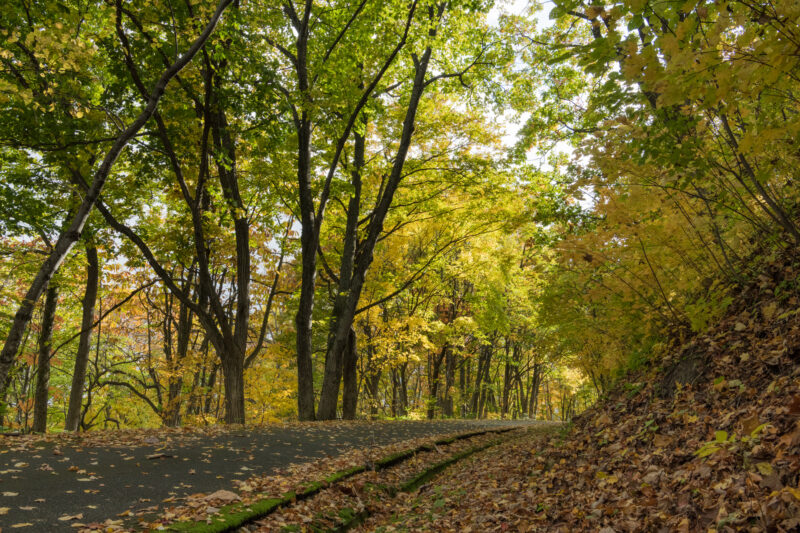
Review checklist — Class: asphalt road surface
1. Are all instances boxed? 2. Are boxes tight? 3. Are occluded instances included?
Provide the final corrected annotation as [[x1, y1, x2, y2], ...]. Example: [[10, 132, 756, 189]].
[[0, 419, 534, 531]]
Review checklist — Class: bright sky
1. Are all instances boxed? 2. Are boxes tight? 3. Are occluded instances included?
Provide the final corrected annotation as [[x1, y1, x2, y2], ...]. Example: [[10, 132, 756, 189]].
[[486, 0, 568, 161]]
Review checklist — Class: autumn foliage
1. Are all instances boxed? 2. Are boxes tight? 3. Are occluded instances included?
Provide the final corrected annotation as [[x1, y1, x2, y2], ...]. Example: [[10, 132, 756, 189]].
[[354, 253, 800, 531]]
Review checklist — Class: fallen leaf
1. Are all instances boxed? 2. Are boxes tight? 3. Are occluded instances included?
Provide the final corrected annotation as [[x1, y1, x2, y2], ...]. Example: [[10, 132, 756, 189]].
[[203, 489, 240, 503], [741, 414, 761, 436], [652, 434, 671, 448], [146, 453, 175, 460], [756, 462, 773, 476]]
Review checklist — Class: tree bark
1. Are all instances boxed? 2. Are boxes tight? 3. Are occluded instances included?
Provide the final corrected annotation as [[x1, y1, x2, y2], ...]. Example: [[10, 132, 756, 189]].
[[501, 341, 513, 419], [65, 244, 99, 431], [220, 351, 245, 425], [203, 362, 218, 416], [528, 363, 541, 418], [211, 103, 249, 426], [32, 282, 59, 433], [341, 328, 358, 419], [295, 109, 317, 421], [390, 364, 408, 417], [442, 348, 455, 417], [164, 283, 193, 427], [366, 370, 381, 418], [427, 344, 447, 419]]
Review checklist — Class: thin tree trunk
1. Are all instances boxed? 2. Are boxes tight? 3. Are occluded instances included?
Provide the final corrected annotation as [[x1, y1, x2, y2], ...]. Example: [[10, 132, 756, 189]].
[[203, 362, 218, 416], [366, 370, 381, 418], [164, 288, 193, 427], [341, 328, 358, 419], [427, 345, 447, 419], [502, 360, 511, 418], [65, 244, 99, 431], [32, 282, 59, 433], [471, 341, 493, 416], [390, 368, 398, 417], [462, 357, 471, 417], [528, 364, 541, 418], [399, 364, 408, 416], [293, 5, 318, 420], [442, 347, 455, 417]]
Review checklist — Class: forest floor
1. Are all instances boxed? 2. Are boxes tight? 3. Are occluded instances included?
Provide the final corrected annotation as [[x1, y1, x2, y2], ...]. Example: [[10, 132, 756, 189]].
[[0, 419, 533, 531]]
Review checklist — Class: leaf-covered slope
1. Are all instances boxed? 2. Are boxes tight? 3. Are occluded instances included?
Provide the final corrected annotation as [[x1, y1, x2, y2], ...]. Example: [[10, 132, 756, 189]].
[[358, 257, 800, 532]]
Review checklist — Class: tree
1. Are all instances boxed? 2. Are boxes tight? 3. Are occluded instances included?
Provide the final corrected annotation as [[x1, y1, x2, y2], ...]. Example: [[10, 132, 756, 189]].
[[32, 281, 58, 432], [65, 243, 99, 431], [0, 0, 235, 401]]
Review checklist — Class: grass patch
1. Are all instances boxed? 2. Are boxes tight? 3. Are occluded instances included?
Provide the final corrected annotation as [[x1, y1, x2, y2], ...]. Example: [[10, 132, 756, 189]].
[[167, 497, 285, 533], [398, 439, 500, 493]]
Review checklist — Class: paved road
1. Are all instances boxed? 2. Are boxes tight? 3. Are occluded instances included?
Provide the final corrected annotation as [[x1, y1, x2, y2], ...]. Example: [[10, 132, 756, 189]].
[[0, 420, 532, 531]]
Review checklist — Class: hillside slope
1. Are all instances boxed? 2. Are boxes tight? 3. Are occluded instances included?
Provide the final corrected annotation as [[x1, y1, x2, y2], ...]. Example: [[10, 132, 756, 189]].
[[358, 258, 800, 532]]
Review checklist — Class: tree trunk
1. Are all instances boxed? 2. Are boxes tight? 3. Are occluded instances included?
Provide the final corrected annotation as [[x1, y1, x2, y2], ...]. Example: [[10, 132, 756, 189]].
[[295, 226, 317, 420], [341, 328, 358, 419], [390, 368, 398, 417], [501, 361, 511, 419], [442, 348, 455, 417], [210, 100, 251, 427], [528, 364, 541, 418], [501, 340, 513, 418], [203, 362, 218, 416], [470, 342, 492, 416], [220, 352, 245, 424], [33, 282, 59, 433], [391, 364, 408, 417], [366, 370, 381, 418], [363, 325, 381, 418], [459, 356, 467, 417], [427, 345, 446, 419], [315, 301, 353, 420], [399, 364, 408, 416], [65, 245, 99, 431], [163, 280, 194, 427]]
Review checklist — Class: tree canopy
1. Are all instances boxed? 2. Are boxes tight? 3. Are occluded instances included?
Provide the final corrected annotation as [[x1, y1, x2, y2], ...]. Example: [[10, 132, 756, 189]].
[[1, 0, 797, 430]]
